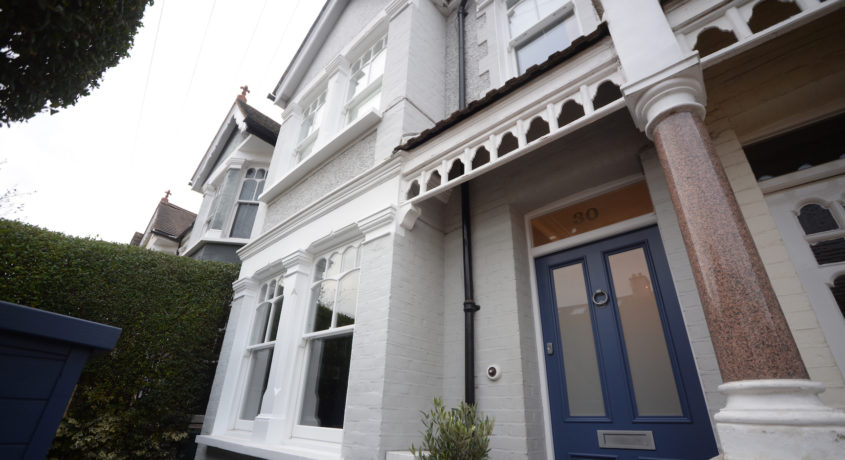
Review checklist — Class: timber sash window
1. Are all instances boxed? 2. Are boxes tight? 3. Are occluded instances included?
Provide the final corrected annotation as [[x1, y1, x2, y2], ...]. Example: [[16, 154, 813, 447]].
[[297, 91, 327, 161], [346, 36, 387, 124], [507, 0, 578, 74], [298, 244, 360, 433], [237, 276, 284, 427], [230, 168, 265, 238]]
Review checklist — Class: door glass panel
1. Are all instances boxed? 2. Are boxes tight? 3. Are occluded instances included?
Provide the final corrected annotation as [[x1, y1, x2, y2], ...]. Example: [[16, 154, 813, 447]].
[[608, 248, 682, 416], [553, 263, 605, 416]]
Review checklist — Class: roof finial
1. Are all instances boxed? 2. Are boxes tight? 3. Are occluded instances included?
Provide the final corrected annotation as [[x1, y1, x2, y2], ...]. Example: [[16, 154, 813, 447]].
[[163, 190, 172, 202], [238, 85, 250, 101]]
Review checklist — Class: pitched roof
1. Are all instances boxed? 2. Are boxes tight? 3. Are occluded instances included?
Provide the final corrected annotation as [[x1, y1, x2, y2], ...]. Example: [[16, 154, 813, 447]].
[[236, 98, 281, 145], [394, 22, 610, 153], [130, 232, 143, 246], [147, 200, 197, 242], [190, 97, 281, 190]]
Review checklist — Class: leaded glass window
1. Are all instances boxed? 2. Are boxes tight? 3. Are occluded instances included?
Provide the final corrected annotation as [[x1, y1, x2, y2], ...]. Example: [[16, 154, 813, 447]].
[[797, 203, 839, 235]]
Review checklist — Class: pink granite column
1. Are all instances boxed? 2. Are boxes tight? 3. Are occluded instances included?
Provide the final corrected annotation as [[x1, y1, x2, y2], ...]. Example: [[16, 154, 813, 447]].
[[652, 111, 808, 382]]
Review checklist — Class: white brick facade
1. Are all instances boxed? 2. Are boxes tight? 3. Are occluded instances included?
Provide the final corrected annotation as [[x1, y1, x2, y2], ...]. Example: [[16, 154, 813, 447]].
[[194, 1, 845, 458]]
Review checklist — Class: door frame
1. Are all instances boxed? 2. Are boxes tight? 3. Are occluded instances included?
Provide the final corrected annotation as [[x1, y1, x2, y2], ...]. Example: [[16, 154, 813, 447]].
[[523, 174, 715, 459]]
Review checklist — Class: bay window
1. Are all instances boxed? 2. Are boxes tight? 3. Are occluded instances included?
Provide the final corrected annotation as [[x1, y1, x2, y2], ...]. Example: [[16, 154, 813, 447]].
[[507, 0, 579, 74], [237, 275, 284, 428], [297, 244, 360, 433], [346, 36, 386, 125]]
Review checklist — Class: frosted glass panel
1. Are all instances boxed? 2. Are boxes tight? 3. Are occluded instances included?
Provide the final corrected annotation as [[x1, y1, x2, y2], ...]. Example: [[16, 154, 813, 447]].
[[553, 263, 605, 416], [609, 248, 682, 416]]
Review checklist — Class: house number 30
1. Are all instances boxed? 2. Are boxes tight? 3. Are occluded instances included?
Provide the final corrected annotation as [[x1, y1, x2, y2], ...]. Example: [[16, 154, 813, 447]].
[[572, 208, 599, 224]]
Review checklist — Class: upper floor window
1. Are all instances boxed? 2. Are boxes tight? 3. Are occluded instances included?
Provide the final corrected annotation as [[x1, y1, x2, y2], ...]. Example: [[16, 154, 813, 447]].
[[298, 244, 361, 432], [230, 168, 266, 238], [346, 36, 387, 125], [297, 91, 327, 161], [238, 275, 284, 427], [507, 0, 578, 74]]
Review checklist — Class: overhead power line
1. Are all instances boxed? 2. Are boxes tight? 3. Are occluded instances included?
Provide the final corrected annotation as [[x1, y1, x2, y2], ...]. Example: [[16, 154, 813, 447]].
[[134, 0, 168, 150]]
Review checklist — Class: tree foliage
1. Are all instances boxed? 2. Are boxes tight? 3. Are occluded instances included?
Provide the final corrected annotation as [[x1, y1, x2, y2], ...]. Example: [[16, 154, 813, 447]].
[[0, 0, 153, 125], [410, 398, 495, 459], [0, 219, 240, 458]]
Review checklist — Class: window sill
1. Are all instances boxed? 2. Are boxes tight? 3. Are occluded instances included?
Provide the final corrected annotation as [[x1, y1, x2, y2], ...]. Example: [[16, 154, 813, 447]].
[[259, 109, 381, 204], [296, 130, 319, 156], [180, 234, 251, 257], [196, 433, 341, 460], [345, 75, 383, 112]]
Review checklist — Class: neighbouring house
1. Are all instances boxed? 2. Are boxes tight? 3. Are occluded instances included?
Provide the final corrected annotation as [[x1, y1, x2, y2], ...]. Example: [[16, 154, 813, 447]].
[[194, 1, 845, 459], [130, 193, 196, 254], [178, 90, 282, 264]]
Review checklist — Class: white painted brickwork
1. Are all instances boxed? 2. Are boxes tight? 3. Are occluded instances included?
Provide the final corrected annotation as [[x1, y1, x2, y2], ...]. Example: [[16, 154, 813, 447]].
[[342, 233, 394, 459], [197, 1, 845, 458], [442, 200, 543, 459]]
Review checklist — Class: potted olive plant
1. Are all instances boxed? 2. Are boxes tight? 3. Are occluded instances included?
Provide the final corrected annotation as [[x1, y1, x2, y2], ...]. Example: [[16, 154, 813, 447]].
[[410, 397, 494, 459]]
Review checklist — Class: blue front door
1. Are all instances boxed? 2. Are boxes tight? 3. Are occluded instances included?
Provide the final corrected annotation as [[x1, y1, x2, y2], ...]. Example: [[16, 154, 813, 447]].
[[535, 226, 718, 459]]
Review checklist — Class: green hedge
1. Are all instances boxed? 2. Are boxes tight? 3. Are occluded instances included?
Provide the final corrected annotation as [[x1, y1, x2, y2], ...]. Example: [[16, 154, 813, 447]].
[[0, 219, 240, 459]]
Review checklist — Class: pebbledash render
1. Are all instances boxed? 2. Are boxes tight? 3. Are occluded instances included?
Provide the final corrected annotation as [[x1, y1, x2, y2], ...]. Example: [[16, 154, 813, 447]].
[[192, 1, 845, 459]]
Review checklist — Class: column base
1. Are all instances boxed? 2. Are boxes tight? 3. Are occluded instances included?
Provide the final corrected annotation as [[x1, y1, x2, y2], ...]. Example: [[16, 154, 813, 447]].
[[714, 379, 845, 459]]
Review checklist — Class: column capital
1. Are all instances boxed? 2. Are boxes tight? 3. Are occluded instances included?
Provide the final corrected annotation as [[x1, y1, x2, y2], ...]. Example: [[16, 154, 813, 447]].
[[281, 250, 313, 273], [358, 206, 396, 242], [622, 53, 706, 139], [232, 277, 259, 298]]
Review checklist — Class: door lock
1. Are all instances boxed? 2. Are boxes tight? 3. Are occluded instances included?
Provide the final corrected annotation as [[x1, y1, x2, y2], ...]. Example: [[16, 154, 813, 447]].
[[545, 342, 554, 355], [593, 289, 609, 307]]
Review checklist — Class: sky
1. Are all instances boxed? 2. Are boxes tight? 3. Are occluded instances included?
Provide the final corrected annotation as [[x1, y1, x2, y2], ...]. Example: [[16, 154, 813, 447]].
[[0, 0, 326, 243]]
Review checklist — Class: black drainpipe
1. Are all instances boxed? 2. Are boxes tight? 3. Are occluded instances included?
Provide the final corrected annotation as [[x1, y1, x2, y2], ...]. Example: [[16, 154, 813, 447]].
[[457, 0, 479, 406]]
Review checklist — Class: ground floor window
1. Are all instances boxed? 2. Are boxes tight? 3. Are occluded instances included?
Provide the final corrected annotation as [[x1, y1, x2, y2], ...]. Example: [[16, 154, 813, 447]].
[[298, 244, 360, 430], [236, 275, 284, 428]]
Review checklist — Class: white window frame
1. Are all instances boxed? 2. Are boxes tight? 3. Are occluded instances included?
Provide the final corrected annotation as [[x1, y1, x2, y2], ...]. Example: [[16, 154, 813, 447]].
[[228, 166, 267, 239], [232, 274, 285, 432], [344, 36, 387, 125], [506, 0, 579, 75], [296, 91, 327, 162], [291, 242, 362, 443]]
